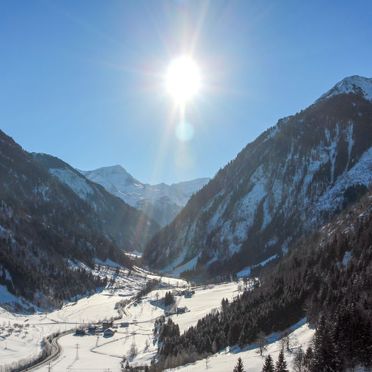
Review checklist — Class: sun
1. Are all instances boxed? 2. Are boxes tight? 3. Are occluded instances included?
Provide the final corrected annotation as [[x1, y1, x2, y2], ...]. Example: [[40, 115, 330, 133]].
[[165, 56, 201, 104]]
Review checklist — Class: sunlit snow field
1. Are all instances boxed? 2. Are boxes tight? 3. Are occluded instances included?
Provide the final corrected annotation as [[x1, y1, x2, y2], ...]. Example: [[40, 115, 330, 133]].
[[0, 265, 314, 372]]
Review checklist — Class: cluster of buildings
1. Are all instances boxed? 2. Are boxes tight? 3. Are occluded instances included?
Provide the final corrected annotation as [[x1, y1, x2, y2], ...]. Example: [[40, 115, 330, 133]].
[[75, 320, 130, 338]]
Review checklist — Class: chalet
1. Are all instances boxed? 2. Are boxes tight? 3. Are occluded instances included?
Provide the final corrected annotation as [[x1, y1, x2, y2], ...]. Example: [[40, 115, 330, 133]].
[[87, 324, 97, 334], [75, 328, 85, 336], [164, 310, 176, 316], [102, 320, 113, 330], [176, 306, 187, 314], [184, 290, 194, 298], [103, 328, 115, 338]]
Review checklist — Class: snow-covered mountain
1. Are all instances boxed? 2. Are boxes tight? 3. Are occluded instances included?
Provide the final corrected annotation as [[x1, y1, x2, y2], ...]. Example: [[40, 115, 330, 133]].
[[81, 166, 209, 226], [0, 130, 158, 307], [33, 154, 160, 251], [143, 75, 372, 278]]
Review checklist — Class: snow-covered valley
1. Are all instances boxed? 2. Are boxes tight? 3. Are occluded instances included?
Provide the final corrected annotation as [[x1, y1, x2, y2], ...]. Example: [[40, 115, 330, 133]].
[[0, 264, 314, 372]]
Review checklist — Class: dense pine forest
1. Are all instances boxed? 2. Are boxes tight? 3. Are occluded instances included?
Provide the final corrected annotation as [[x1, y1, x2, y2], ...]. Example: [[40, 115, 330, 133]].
[[149, 190, 372, 371]]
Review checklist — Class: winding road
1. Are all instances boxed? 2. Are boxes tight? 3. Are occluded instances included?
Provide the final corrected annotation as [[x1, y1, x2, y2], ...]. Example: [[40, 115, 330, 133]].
[[20, 330, 73, 371]]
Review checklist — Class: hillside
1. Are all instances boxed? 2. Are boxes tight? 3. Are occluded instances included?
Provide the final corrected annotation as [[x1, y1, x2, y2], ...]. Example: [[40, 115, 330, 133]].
[[33, 154, 160, 252], [0, 130, 155, 308], [154, 188, 372, 370], [143, 75, 372, 279]]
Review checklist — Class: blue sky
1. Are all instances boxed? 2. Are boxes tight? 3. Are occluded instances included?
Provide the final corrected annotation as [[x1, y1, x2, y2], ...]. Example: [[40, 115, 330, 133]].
[[1, 1, 372, 184]]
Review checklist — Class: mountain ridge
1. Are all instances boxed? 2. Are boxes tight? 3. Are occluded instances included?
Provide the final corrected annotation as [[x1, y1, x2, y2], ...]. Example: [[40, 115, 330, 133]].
[[143, 75, 372, 279], [81, 165, 210, 226], [0, 130, 157, 308]]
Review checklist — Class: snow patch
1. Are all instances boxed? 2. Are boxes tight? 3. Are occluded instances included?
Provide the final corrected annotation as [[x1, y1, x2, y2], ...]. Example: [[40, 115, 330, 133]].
[[50, 168, 93, 200], [0, 285, 20, 304], [320, 75, 372, 102], [237, 254, 278, 278], [342, 251, 352, 267], [314, 146, 372, 215], [94, 258, 122, 269]]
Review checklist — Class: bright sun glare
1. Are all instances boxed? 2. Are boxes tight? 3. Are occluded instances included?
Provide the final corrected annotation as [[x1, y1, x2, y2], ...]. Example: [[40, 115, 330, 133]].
[[166, 56, 201, 104]]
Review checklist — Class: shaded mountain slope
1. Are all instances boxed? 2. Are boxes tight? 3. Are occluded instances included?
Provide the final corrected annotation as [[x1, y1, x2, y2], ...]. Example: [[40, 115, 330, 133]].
[[155, 188, 372, 370], [0, 130, 154, 308], [33, 154, 160, 252]]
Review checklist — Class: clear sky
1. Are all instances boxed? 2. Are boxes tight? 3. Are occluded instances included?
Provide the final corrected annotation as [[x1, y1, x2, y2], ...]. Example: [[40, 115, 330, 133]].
[[1, 1, 372, 184]]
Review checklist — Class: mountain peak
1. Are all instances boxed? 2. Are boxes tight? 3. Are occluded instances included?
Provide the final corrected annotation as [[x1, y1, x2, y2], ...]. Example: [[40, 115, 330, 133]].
[[319, 75, 372, 102], [95, 164, 129, 174]]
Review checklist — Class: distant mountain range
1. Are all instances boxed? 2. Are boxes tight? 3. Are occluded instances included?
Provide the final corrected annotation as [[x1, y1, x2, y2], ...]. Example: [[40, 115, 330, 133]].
[[81, 166, 209, 227], [143, 75, 372, 279]]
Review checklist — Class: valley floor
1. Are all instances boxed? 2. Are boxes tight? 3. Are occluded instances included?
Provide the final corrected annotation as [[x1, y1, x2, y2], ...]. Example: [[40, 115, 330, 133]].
[[0, 265, 314, 372]]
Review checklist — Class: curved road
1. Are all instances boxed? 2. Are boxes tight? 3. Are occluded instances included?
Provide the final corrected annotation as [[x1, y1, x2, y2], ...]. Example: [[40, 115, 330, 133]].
[[20, 330, 73, 372]]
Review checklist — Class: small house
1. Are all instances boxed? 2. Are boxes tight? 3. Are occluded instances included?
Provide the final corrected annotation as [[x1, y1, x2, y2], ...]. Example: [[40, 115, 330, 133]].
[[102, 320, 113, 330], [164, 310, 176, 317], [103, 328, 115, 338], [75, 328, 85, 336], [87, 325, 97, 334], [120, 322, 129, 328], [176, 306, 187, 314], [184, 290, 194, 298]]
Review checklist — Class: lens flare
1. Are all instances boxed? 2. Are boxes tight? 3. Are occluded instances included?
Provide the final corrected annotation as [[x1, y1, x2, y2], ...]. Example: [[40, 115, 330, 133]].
[[175, 121, 194, 142]]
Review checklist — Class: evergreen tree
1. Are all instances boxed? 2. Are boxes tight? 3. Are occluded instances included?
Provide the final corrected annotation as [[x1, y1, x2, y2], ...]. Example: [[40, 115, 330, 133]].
[[262, 354, 274, 372], [303, 347, 313, 371], [233, 357, 245, 372], [292, 347, 304, 372], [154, 194, 372, 371], [311, 316, 340, 372], [275, 350, 288, 372]]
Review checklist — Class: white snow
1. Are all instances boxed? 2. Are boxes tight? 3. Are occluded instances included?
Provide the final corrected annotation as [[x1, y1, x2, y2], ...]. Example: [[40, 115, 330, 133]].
[[171, 255, 199, 276], [320, 75, 372, 102], [237, 266, 252, 278], [50, 168, 93, 200], [314, 146, 372, 216], [0, 285, 20, 304], [342, 251, 352, 267], [168, 320, 315, 372], [237, 254, 278, 278], [0, 265, 155, 369], [28, 280, 239, 371], [81, 165, 209, 210], [94, 258, 122, 269], [0, 267, 316, 372]]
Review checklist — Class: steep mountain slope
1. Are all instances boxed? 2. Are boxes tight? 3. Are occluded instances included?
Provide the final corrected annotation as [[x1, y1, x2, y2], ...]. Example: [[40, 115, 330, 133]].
[[155, 188, 372, 370], [0, 130, 154, 308], [33, 154, 159, 252], [143, 75, 372, 278], [81, 165, 209, 226]]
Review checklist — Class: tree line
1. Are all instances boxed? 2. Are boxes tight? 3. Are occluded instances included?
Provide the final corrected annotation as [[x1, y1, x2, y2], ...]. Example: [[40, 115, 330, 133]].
[[151, 195, 372, 371]]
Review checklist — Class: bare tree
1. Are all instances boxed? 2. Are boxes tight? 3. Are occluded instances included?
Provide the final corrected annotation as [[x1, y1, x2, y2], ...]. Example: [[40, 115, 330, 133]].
[[129, 340, 138, 359], [256, 331, 267, 356], [144, 338, 150, 351], [280, 331, 292, 352]]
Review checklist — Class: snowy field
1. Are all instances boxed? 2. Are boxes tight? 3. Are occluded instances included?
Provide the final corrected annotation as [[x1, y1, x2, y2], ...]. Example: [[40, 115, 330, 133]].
[[0, 264, 183, 371], [0, 267, 315, 372], [33, 281, 240, 371]]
